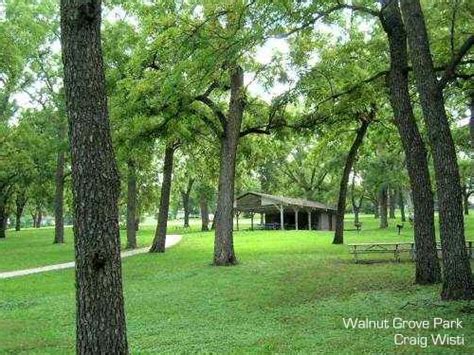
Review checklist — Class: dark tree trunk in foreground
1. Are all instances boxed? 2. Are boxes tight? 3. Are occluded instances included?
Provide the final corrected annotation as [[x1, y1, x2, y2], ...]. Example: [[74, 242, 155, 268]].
[[379, 186, 388, 229], [181, 178, 194, 228], [126, 159, 137, 249], [381, 0, 441, 284], [400, 0, 473, 299], [150, 144, 175, 253], [54, 148, 65, 243], [333, 118, 370, 244], [60, 0, 129, 352], [200, 192, 209, 231], [15, 191, 27, 231], [214, 66, 245, 265]]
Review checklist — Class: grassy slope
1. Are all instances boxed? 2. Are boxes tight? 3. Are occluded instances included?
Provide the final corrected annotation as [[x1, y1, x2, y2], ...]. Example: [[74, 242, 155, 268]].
[[0, 215, 473, 353]]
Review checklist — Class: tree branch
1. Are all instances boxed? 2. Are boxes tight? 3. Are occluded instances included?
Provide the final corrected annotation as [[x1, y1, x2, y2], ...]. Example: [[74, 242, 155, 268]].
[[439, 35, 474, 89]]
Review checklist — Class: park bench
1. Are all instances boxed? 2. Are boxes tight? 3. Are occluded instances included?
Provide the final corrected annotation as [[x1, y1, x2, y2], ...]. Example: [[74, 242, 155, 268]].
[[349, 240, 474, 263], [348, 242, 415, 263]]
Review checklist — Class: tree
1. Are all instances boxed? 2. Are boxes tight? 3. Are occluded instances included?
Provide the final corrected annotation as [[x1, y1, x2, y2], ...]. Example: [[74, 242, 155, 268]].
[[150, 143, 178, 253], [60, 0, 128, 352], [400, 0, 473, 300], [126, 158, 137, 249], [380, 0, 441, 284], [333, 114, 371, 244]]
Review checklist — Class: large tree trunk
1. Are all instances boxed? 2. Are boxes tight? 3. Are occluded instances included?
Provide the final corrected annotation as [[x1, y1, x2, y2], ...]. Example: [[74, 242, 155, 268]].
[[126, 159, 137, 249], [200, 192, 209, 231], [380, 0, 441, 284], [15, 191, 27, 231], [181, 178, 194, 228], [400, 0, 473, 299], [214, 66, 244, 265], [60, 0, 129, 352], [32, 212, 37, 228], [333, 119, 370, 244], [379, 186, 388, 229], [150, 144, 175, 253], [54, 149, 65, 243]]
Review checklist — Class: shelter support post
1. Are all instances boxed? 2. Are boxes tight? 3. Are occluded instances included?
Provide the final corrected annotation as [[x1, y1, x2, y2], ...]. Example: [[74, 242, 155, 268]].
[[280, 205, 285, 230], [308, 210, 312, 230], [294, 209, 299, 231], [250, 212, 254, 230]]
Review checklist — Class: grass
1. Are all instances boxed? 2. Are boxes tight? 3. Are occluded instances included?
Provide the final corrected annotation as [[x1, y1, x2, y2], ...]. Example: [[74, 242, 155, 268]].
[[0, 214, 473, 353]]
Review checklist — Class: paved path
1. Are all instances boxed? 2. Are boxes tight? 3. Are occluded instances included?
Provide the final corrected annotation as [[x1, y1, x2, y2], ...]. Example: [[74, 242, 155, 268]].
[[0, 235, 182, 280]]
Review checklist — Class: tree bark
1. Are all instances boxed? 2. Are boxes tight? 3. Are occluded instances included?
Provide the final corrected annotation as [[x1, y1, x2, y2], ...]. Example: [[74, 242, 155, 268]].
[[60, 0, 128, 352], [213, 66, 244, 265], [213, 67, 245, 264], [333, 119, 370, 244], [380, 0, 441, 284], [32, 212, 37, 228], [150, 144, 175, 253], [126, 158, 137, 249], [54, 148, 65, 243], [400, 0, 473, 299], [200, 192, 209, 231], [379, 185, 388, 229], [181, 178, 194, 228], [15, 191, 27, 232]]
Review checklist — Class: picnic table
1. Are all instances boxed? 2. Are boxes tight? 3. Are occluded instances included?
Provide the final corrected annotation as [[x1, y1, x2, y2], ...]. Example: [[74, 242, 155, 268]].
[[348, 240, 474, 263]]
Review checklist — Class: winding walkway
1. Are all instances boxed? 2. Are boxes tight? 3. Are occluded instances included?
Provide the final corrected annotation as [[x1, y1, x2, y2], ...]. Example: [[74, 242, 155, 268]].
[[0, 235, 182, 280]]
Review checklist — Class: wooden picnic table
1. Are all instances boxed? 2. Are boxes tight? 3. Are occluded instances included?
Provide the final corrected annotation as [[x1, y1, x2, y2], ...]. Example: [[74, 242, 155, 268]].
[[348, 240, 473, 263]]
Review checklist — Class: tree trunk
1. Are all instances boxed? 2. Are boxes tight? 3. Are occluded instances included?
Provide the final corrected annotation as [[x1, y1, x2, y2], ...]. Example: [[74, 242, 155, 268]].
[[333, 119, 370, 244], [181, 178, 194, 228], [381, 0, 441, 284], [0, 195, 6, 239], [36, 209, 42, 228], [388, 188, 396, 219], [398, 189, 406, 222], [54, 149, 65, 243], [379, 186, 388, 229], [126, 159, 137, 249], [373, 201, 379, 218], [463, 192, 469, 215], [400, 0, 473, 299], [200, 192, 209, 231], [32, 213, 37, 228], [15, 191, 27, 232], [150, 144, 175, 253], [60, 0, 129, 352], [213, 66, 244, 265]]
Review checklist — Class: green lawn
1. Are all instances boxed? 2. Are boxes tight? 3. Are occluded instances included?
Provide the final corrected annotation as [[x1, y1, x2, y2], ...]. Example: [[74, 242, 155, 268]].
[[0, 215, 473, 353]]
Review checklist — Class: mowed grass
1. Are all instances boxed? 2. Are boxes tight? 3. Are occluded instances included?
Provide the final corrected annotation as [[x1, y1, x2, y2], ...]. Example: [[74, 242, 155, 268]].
[[0, 215, 473, 353]]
